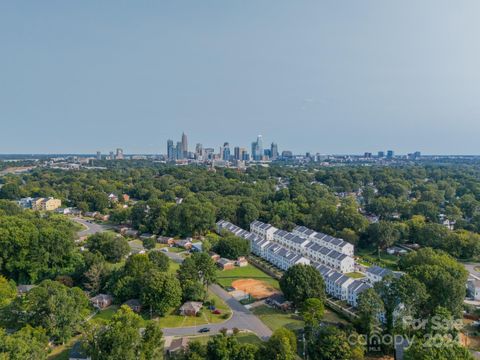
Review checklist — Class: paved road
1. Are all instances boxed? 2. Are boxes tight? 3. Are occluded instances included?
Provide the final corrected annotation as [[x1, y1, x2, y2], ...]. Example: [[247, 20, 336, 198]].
[[73, 217, 112, 238], [464, 263, 480, 280], [163, 284, 272, 340], [162, 251, 272, 339]]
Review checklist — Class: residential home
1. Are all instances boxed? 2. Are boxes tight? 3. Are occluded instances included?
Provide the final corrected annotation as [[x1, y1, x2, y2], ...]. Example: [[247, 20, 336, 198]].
[[167, 337, 190, 355], [191, 243, 203, 252], [250, 220, 278, 241], [179, 301, 203, 316], [108, 193, 118, 202], [122, 194, 130, 202], [139, 233, 155, 241], [31, 197, 62, 211], [84, 211, 99, 218], [175, 239, 192, 250], [467, 279, 480, 300], [90, 294, 113, 309], [123, 299, 142, 313], [366, 266, 392, 284], [157, 236, 175, 245], [124, 229, 139, 238], [267, 294, 292, 311], [217, 258, 235, 270], [209, 252, 221, 262]]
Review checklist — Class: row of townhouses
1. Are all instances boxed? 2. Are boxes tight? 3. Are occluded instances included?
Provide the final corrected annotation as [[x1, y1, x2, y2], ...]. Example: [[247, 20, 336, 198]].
[[251, 220, 355, 273], [217, 220, 402, 307]]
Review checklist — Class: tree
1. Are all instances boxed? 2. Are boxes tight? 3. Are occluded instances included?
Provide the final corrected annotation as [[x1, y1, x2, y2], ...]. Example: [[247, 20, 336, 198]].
[[301, 298, 324, 338], [356, 288, 384, 335], [366, 221, 400, 257], [259, 328, 297, 360], [0, 183, 22, 200], [14, 280, 89, 344], [86, 305, 164, 359], [143, 237, 156, 250], [0, 276, 16, 308], [148, 251, 170, 272], [213, 235, 250, 260], [86, 232, 129, 263], [182, 280, 206, 302], [404, 338, 473, 360], [178, 252, 217, 297], [141, 270, 182, 316], [399, 248, 468, 317], [280, 264, 325, 308], [0, 326, 49, 360], [236, 202, 259, 229], [84, 262, 106, 295], [308, 326, 363, 360]]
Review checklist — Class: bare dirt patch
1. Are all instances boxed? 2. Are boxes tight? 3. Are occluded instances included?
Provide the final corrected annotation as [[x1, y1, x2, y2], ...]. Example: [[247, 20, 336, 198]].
[[232, 278, 280, 299]]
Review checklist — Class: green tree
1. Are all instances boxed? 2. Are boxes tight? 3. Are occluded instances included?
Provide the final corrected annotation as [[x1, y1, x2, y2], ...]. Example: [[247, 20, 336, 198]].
[[279, 264, 325, 308], [86, 305, 164, 359], [0, 326, 48, 360], [301, 298, 324, 339], [308, 326, 363, 360], [0, 276, 16, 308], [178, 252, 217, 297], [366, 221, 400, 258], [141, 270, 182, 316], [259, 328, 297, 360], [356, 288, 384, 335], [148, 251, 170, 272], [213, 235, 250, 260], [86, 232, 129, 263], [404, 338, 473, 360]]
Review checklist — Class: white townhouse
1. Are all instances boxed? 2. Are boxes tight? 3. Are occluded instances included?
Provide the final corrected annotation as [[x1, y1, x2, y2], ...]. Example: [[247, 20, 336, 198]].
[[264, 242, 310, 270], [250, 220, 278, 241], [347, 280, 371, 307], [366, 266, 393, 284], [293, 225, 354, 256], [251, 237, 272, 258]]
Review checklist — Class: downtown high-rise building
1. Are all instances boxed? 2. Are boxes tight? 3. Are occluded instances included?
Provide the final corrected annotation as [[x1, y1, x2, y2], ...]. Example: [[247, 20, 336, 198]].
[[222, 142, 230, 161], [167, 139, 175, 160], [251, 135, 263, 161], [116, 148, 124, 160], [270, 142, 278, 160], [181, 132, 188, 158], [176, 141, 183, 159]]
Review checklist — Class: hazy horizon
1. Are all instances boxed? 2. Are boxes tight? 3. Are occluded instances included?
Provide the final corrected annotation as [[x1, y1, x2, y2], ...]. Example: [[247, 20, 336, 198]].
[[1, 1, 479, 154]]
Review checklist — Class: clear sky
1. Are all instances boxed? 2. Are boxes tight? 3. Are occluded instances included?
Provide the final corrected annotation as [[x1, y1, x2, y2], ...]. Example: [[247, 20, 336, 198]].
[[1, 1, 479, 155]]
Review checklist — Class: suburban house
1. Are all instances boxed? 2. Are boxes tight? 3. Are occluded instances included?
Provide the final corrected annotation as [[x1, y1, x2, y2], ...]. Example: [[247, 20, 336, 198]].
[[124, 229, 139, 237], [139, 233, 155, 241], [175, 239, 192, 250], [90, 294, 113, 309], [167, 337, 190, 356], [217, 258, 235, 270], [17, 285, 35, 295], [209, 252, 221, 262], [267, 294, 292, 311], [108, 193, 119, 202], [179, 301, 203, 316], [191, 243, 203, 252], [123, 299, 142, 313], [84, 211, 99, 218], [157, 236, 175, 245]]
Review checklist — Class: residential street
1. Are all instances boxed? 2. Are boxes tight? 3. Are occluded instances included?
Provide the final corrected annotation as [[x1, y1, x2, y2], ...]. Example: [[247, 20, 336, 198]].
[[163, 284, 272, 340], [73, 217, 112, 238]]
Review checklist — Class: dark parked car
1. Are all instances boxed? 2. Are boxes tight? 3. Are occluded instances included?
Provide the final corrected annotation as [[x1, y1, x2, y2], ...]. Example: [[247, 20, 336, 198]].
[[198, 327, 210, 333]]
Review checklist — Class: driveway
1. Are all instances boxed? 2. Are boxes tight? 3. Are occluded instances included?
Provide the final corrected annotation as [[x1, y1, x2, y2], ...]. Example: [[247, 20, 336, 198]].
[[162, 284, 272, 340], [73, 217, 112, 238]]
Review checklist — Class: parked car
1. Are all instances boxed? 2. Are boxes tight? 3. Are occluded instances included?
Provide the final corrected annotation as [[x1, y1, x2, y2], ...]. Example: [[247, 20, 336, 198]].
[[212, 310, 221, 315], [161, 248, 169, 252], [208, 305, 216, 310], [198, 328, 210, 333]]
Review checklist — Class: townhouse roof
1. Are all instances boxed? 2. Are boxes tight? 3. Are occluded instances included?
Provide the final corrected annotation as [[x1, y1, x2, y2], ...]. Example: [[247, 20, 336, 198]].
[[366, 265, 392, 277]]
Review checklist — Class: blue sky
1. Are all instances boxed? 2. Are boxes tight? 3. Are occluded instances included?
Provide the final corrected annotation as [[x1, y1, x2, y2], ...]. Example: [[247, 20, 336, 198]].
[[1, 1, 479, 154]]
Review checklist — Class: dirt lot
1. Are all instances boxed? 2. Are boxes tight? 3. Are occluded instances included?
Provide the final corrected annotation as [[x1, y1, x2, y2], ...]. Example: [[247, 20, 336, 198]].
[[232, 278, 280, 299]]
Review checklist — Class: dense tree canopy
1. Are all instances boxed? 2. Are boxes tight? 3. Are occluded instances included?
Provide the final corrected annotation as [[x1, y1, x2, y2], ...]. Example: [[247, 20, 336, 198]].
[[279, 264, 325, 308]]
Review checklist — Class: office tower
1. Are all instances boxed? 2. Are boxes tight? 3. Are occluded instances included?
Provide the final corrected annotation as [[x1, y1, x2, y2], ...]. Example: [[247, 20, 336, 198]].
[[264, 149, 272, 158], [281, 150, 293, 159], [176, 141, 183, 159], [181, 132, 188, 158], [116, 148, 124, 160], [195, 143, 203, 159], [109, 151, 114, 160], [387, 150, 394, 159], [251, 135, 264, 161], [271, 142, 278, 160], [222, 142, 230, 161], [364, 152, 372, 158], [167, 140, 175, 160], [234, 147, 240, 160], [204, 148, 214, 160], [377, 151, 385, 158], [96, 151, 101, 161]]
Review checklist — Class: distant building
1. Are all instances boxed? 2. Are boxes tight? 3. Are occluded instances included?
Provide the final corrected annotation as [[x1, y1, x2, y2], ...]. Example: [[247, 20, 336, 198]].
[[116, 148, 124, 160], [222, 142, 231, 161], [96, 151, 101, 161], [90, 294, 113, 309], [251, 135, 263, 161], [386, 150, 394, 159], [179, 301, 203, 316], [217, 258, 235, 270], [167, 139, 175, 160], [123, 299, 142, 313], [31, 197, 62, 211], [271, 142, 279, 160], [377, 151, 385, 158], [181, 132, 188, 158]]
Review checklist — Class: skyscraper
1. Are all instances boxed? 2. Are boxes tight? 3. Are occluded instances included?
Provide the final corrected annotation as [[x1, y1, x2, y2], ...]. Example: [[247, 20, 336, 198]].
[[181, 132, 188, 158], [195, 143, 203, 159], [387, 150, 395, 159], [270, 142, 278, 160], [167, 139, 175, 160], [251, 135, 264, 161], [176, 141, 183, 159], [116, 148, 124, 160], [96, 151, 102, 161], [222, 142, 230, 161]]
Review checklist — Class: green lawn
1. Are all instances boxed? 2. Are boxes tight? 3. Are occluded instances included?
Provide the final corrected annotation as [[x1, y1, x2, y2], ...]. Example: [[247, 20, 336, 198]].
[[158, 289, 231, 328], [184, 332, 263, 345], [47, 336, 80, 360], [252, 305, 304, 332], [169, 260, 180, 274], [92, 305, 119, 324], [216, 265, 279, 289], [345, 271, 365, 279], [356, 248, 399, 270]]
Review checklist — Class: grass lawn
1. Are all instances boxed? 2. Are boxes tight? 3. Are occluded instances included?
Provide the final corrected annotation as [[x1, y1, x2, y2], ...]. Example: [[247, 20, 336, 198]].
[[345, 271, 365, 279], [184, 332, 263, 345], [91, 305, 119, 324], [169, 247, 185, 253], [158, 289, 232, 328], [47, 336, 80, 360], [252, 305, 304, 332], [169, 260, 180, 274], [356, 248, 399, 270], [216, 265, 279, 289], [322, 308, 350, 325]]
